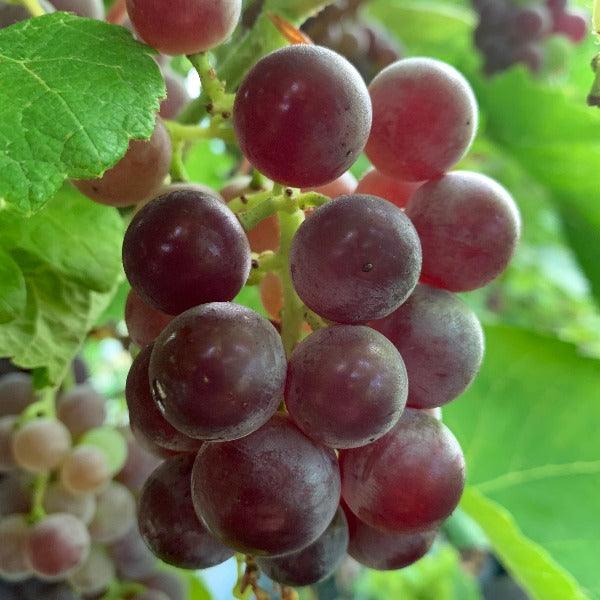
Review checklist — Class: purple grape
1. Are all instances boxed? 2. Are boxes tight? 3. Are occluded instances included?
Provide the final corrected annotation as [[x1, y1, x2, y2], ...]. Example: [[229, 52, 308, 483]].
[[0, 373, 34, 417], [290, 194, 421, 323], [116, 428, 162, 494], [406, 171, 521, 292], [122, 189, 251, 315], [57, 385, 106, 439], [234, 45, 372, 187], [88, 482, 136, 544], [138, 454, 233, 569], [340, 409, 465, 533], [159, 69, 190, 119], [285, 325, 407, 448], [126, 344, 202, 453], [43, 482, 96, 524], [371, 284, 484, 409], [0, 416, 17, 472], [126, 0, 242, 55], [192, 414, 341, 555], [26, 513, 90, 578], [110, 525, 157, 580], [68, 547, 115, 596], [149, 303, 286, 441], [366, 58, 477, 181], [125, 289, 173, 349], [142, 571, 186, 600], [344, 505, 436, 570], [256, 508, 348, 586], [0, 473, 32, 517]]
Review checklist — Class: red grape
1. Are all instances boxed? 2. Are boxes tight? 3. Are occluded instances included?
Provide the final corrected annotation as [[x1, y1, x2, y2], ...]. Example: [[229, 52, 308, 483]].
[[257, 508, 348, 586], [0, 416, 17, 472], [139, 454, 233, 569], [366, 58, 477, 181], [110, 524, 157, 580], [371, 284, 484, 409], [246, 215, 281, 253], [116, 428, 162, 494], [302, 171, 358, 198], [123, 189, 251, 315], [57, 385, 106, 439], [149, 303, 286, 441], [340, 409, 465, 533], [125, 289, 173, 348], [406, 171, 521, 292], [126, 0, 242, 55], [234, 45, 371, 187], [74, 118, 171, 207], [26, 513, 90, 578], [192, 414, 341, 555], [355, 168, 421, 209], [126, 344, 202, 453], [142, 571, 186, 600], [553, 9, 588, 43], [285, 325, 407, 448], [259, 272, 283, 320], [344, 505, 436, 570], [159, 68, 190, 120], [43, 482, 96, 525], [290, 194, 422, 323]]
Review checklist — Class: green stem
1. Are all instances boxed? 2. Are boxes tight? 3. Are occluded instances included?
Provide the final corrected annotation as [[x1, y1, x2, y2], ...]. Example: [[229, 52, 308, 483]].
[[19, 0, 45, 16], [187, 53, 236, 117], [170, 141, 190, 183], [237, 194, 288, 231], [303, 308, 328, 331], [246, 251, 279, 286], [28, 473, 49, 524], [278, 210, 306, 356], [164, 119, 235, 144]]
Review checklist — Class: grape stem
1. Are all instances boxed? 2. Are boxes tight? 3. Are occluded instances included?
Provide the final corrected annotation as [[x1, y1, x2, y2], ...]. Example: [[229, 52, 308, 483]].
[[164, 119, 235, 144], [17, 0, 45, 16], [187, 53, 236, 118], [170, 141, 190, 183]]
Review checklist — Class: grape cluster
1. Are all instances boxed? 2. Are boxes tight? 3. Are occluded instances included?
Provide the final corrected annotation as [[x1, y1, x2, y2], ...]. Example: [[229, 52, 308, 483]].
[[0, 368, 185, 599], [302, 0, 403, 81], [99, 30, 519, 591], [473, 0, 588, 75]]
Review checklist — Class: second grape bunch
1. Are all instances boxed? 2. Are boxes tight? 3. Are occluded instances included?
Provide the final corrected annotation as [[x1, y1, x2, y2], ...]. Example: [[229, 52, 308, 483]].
[[96, 33, 522, 593]]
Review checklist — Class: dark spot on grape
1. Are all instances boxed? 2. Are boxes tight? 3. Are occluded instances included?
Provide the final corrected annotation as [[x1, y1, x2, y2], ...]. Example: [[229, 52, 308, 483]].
[[362, 263, 374, 273], [251, 259, 259, 269]]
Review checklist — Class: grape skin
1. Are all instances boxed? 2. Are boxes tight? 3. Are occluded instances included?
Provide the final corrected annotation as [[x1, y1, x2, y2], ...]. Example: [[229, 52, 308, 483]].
[[12, 418, 71, 473], [371, 284, 484, 409], [57, 385, 106, 439], [0, 474, 32, 517], [0, 514, 32, 581], [0, 373, 35, 418], [192, 414, 341, 556], [74, 119, 172, 207], [60, 445, 111, 494], [340, 409, 465, 533], [256, 508, 349, 587], [26, 513, 90, 578], [126, 344, 202, 453], [406, 171, 521, 292], [302, 171, 358, 198], [88, 482, 136, 544], [138, 454, 233, 569], [110, 524, 157, 581], [123, 189, 251, 315], [344, 505, 436, 570], [68, 546, 115, 596], [116, 428, 162, 494], [126, 0, 242, 55], [355, 167, 422, 209], [259, 272, 283, 320], [149, 303, 286, 441], [285, 325, 408, 449], [43, 482, 96, 525], [365, 57, 478, 181], [290, 194, 422, 323], [142, 571, 186, 600], [125, 290, 173, 348], [234, 45, 372, 188], [159, 68, 190, 119], [0, 416, 17, 472]]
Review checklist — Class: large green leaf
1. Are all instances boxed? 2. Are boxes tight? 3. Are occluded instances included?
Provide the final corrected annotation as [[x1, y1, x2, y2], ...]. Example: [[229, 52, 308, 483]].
[[0, 13, 164, 214], [444, 327, 600, 599], [0, 186, 124, 385]]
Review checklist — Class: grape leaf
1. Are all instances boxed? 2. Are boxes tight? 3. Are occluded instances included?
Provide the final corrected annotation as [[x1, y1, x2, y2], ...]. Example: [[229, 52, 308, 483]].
[[0, 186, 124, 386], [0, 250, 26, 324], [444, 326, 600, 599], [0, 12, 164, 214]]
